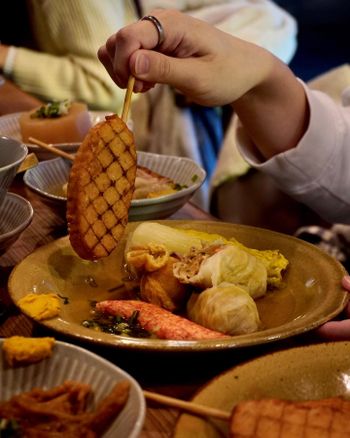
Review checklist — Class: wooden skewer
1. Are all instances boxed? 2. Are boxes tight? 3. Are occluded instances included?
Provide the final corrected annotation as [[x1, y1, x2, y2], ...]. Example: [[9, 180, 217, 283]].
[[28, 137, 75, 162], [121, 75, 135, 122], [143, 390, 231, 421]]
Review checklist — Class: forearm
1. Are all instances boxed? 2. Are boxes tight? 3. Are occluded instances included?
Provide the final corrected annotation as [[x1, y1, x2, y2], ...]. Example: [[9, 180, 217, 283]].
[[233, 54, 309, 160]]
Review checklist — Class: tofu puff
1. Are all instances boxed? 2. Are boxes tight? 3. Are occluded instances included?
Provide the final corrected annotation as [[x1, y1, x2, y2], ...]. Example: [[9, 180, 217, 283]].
[[126, 245, 189, 312]]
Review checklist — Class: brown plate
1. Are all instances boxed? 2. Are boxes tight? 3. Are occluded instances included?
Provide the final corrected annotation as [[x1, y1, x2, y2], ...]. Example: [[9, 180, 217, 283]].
[[174, 341, 350, 437], [8, 220, 348, 352]]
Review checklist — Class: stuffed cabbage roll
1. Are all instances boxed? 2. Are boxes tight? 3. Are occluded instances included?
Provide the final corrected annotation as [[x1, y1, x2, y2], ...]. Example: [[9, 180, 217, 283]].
[[173, 244, 267, 299], [125, 222, 288, 289], [187, 283, 260, 335]]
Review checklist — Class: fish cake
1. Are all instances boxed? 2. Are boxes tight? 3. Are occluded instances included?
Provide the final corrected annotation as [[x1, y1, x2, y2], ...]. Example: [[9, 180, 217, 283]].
[[67, 114, 136, 260], [229, 397, 350, 437]]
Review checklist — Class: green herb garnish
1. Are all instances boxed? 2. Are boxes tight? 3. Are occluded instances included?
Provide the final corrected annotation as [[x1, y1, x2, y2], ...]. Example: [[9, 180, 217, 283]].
[[31, 100, 71, 119], [191, 174, 199, 182], [82, 310, 151, 338]]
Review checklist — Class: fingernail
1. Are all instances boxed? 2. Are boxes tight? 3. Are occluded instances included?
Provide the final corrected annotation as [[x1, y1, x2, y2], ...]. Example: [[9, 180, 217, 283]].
[[135, 54, 150, 75]]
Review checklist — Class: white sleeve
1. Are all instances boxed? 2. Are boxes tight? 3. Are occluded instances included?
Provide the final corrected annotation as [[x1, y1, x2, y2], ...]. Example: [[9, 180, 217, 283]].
[[237, 84, 350, 224]]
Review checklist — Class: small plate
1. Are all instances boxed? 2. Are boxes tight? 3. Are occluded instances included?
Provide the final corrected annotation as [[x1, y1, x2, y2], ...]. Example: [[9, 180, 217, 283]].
[[8, 220, 348, 353], [174, 341, 350, 437], [0, 338, 145, 438], [0, 192, 33, 254], [23, 153, 206, 220], [0, 111, 111, 160]]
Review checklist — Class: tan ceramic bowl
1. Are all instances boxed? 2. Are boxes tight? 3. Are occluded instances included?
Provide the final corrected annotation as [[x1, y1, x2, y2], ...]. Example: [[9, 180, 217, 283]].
[[8, 220, 348, 353], [175, 341, 350, 437]]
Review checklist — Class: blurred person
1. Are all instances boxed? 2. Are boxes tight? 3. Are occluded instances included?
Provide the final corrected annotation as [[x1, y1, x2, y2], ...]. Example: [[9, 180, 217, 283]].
[[0, 0, 138, 112], [0, 0, 297, 209], [98, 10, 350, 339]]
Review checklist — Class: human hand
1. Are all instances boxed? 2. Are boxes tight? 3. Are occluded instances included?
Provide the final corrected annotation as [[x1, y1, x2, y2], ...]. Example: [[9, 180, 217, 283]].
[[98, 9, 274, 107], [315, 275, 350, 340]]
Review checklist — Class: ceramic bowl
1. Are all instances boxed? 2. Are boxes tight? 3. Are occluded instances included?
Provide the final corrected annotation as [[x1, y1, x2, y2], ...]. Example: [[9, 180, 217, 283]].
[[0, 136, 28, 207], [23, 152, 206, 220], [0, 338, 146, 438], [0, 192, 33, 254]]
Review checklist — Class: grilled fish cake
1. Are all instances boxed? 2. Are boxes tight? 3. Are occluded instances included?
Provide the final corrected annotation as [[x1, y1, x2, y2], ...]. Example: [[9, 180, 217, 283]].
[[230, 397, 350, 437], [67, 114, 136, 260]]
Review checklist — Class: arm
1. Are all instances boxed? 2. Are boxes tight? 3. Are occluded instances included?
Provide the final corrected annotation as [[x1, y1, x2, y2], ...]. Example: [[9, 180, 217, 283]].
[[98, 9, 308, 157], [98, 9, 350, 223]]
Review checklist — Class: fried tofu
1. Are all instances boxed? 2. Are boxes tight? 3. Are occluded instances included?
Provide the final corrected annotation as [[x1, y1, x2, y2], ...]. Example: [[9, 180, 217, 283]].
[[67, 114, 137, 260]]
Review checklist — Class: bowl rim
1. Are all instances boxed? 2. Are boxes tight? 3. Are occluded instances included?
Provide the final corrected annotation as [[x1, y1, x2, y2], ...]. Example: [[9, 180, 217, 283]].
[[0, 135, 28, 170], [0, 192, 33, 241], [23, 153, 206, 204]]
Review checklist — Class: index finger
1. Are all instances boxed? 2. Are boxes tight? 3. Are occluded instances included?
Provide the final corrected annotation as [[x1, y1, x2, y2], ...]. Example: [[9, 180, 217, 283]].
[[108, 17, 163, 87]]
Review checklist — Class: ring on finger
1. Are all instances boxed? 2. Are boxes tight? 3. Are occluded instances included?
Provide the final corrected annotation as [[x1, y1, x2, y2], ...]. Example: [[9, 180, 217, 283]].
[[141, 15, 165, 48]]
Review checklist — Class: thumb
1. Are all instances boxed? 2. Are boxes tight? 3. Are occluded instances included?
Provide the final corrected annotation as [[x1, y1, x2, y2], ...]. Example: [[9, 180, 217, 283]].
[[130, 49, 194, 91]]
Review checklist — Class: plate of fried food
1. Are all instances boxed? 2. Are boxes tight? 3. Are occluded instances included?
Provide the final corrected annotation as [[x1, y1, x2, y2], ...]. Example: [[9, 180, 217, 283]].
[[174, 341, 350, 437], [0, 336, 145, 437], [23, 152, 205, 221], [0, 101, 112, 160], [7, 219, 348, 353]]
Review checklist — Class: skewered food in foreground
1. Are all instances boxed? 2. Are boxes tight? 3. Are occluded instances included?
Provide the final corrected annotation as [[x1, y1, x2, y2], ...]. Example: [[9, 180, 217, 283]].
[[67, 114, 137, 260], [229, 397, 350, 437]]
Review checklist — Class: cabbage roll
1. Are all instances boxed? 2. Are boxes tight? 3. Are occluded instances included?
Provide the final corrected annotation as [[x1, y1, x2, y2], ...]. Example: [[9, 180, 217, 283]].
[[187, 283, 260, 335], [174, 244, 267, 299]]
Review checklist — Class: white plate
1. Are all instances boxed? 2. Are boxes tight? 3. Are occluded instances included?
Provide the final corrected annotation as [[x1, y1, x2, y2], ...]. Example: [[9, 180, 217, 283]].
[[0, 338, 145, 438], [0, 111, 111, 160], [23, 153, 206, 221]]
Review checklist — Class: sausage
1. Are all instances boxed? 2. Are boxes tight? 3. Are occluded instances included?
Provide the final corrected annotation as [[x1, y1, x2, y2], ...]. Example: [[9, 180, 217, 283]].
[[96, 300, 229, 340]]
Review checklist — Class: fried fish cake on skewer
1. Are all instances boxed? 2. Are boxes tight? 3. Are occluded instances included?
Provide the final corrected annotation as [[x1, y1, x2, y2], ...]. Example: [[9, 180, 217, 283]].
[[67, 114, 136, 260]]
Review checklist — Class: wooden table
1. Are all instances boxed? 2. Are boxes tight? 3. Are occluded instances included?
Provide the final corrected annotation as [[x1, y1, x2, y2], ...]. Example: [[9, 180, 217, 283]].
[[0, 174, 311, 437], [0, 79, 311, 437]]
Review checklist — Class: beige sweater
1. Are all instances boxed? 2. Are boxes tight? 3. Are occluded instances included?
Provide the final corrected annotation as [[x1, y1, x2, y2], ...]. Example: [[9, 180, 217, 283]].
[[5, 0, 137, 111]]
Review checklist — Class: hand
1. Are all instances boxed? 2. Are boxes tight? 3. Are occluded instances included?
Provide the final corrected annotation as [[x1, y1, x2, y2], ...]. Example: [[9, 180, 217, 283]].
[[315, 276, 350, 340], [98, 9, 274, 107], [98, 9, 308, 159]]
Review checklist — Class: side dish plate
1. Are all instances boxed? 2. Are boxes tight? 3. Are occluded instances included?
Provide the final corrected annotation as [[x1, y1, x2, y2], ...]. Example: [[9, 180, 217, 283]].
[[0, 111, 111, 160], [0, 338, 145, 438], [8, 220, 348, 352], [174, 341, 350, 437]]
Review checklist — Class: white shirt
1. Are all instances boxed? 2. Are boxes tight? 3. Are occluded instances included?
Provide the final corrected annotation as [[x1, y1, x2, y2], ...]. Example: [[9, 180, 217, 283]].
[[237, 84, 350, 224]]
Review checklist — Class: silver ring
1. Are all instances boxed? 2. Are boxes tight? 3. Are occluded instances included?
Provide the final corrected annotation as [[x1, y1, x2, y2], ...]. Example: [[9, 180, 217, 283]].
[[141, 15, 165, 48]]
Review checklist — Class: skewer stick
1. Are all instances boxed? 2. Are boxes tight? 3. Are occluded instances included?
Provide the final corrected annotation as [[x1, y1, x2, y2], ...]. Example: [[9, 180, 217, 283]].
[[143, 390, 231, 421], [28, 137, 75, 162], [121, 75, 135, 122]]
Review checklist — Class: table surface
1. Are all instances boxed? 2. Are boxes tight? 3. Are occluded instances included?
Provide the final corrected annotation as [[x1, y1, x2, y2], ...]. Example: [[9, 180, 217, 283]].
[[0, 78, 315, 437]]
